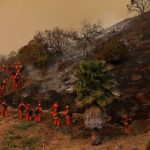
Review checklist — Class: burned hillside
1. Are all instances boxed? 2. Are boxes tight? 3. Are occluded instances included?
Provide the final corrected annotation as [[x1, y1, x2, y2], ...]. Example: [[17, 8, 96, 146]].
[[1, 12, 150, 119]]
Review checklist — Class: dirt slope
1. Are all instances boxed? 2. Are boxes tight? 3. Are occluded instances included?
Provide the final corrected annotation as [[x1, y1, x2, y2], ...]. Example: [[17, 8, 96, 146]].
[[0, 108, 149, 150]]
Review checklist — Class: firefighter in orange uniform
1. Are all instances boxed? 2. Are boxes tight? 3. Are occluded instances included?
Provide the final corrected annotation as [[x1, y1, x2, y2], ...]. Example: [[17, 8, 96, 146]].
[[52, 102, 59, 110], [12, 73, 20, 89], [62, 105, 72, 127], [18, 101, 26, 119], [122, 114, 132, 134], [26, 104, 33, 121], [35, 103, 43, 122], [14, 63, 19, 71], [1, 65, 7, 72], [51, 108, 60, 127]]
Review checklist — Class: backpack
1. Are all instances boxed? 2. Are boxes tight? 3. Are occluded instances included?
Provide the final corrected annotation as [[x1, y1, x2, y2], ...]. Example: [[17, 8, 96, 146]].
[[128, 118, 132, 125], [35, 109, 40, 115], [68, 110, 73, 117], [15, 75, 20, 82], [28, 109, 33, 116], [19, 104, 25, 112]]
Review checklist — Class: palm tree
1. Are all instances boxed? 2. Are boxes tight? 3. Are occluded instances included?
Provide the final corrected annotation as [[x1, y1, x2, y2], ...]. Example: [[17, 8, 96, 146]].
[[75, 60, 116, 145]]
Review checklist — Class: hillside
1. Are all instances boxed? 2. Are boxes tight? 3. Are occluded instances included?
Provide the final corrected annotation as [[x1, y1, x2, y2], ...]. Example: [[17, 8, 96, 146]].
[[13, 12, 150, 115], [0, 12, 150, 150], [106, 12, 150, 119]]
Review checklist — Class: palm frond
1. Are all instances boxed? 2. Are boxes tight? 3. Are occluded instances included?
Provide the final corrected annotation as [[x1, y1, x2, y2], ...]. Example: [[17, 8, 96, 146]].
[[75, 60, 116, 108]]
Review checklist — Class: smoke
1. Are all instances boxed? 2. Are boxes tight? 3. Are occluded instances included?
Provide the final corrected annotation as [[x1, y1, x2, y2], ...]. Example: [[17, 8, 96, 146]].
[[26, 65, 43, 81], [101, 12, 125, 27], [24, 63, 62, 98]]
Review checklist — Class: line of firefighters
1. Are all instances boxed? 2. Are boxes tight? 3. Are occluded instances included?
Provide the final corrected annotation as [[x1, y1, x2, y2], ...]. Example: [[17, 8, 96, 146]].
[[0, 101, 72, 127], [0, 63, 72, 127], [0, 100, 132, 133], [0, 63, 132, 133], [0, 63, 24, 96]]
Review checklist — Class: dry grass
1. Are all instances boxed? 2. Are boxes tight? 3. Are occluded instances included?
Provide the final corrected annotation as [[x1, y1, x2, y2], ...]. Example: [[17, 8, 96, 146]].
[[0, 108, 149, 150]]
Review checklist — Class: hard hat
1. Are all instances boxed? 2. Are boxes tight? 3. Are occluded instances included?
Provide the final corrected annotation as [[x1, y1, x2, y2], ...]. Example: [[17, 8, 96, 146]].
[[38, 104, 41, 107]]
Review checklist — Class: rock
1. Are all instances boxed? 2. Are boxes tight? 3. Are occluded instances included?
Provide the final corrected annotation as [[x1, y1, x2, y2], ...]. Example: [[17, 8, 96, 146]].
[[131, 74, 142, 81]]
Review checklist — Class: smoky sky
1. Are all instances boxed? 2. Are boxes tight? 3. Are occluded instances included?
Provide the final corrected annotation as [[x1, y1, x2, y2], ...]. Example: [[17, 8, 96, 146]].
[[0, 0, 133, 54]]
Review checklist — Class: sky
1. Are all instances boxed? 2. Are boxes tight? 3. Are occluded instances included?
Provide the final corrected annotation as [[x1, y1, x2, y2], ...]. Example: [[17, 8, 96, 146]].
[[0, 0, 133, 54]]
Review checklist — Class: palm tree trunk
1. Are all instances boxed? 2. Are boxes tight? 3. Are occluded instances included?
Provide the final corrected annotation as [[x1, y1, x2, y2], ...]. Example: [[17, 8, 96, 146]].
[[91, 128, 102, 145], [84, 106, 105, 145]]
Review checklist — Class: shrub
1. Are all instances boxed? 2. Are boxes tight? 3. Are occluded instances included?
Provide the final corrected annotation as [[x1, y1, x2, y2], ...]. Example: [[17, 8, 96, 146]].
[[13, 121, 36, 130], [22, 136, 40, 150], [18, 41, 52, 68], [93, 37, 128, 64]]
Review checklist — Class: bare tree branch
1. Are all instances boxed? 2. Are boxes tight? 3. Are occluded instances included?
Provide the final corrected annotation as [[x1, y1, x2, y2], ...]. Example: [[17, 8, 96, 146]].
[[127, 0, 150, 14]]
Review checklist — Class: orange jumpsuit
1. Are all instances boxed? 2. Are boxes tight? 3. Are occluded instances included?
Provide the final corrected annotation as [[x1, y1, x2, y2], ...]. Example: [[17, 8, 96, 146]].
[[26, 105, 33, 121], [1, 101, 8, 117], [122, 114, 132, 134], [63, 107, 72, 126], [15, 64, 22, 75], [52, 109, 60, 127], [14, 64, 19, 71], [35, 106, 43, 122], [16, 69, 21, 76], [18, 102, 26, 119], [12, 74, 20, 89], [1, 65, 7, 72]]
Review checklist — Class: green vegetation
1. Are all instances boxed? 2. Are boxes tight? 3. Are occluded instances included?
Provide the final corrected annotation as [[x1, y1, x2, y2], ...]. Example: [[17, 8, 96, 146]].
[[75, 60, 116, 145], [1, 122, 40, 150], [18, 39, 51, 67], [13, 121, 37, 130], [76, 60, 115, 108], [22, 136, 40, 150], [0, 70, 9, 80]]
